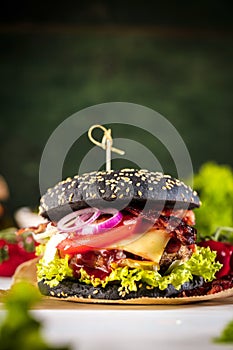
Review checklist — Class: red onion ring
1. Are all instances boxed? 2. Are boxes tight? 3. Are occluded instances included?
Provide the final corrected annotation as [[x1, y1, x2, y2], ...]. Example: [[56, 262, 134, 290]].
[[57, 208, 100, 232], [81, 208, 123, 235]]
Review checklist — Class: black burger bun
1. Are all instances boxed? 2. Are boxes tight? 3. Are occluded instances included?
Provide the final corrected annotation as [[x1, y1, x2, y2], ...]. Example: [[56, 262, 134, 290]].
[[38, 276, 204, 300], [39, 169, 200, 221], [37, 277, 233, 305]]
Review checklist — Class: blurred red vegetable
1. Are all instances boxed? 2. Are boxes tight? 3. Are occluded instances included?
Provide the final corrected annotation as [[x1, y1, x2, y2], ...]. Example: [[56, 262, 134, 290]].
[[0, 228, 36, 277]]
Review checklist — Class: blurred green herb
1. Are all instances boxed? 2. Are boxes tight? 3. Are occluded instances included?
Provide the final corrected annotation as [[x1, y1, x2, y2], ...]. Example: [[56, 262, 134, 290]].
[[0, 227, 18, 244], [212, 227, 233, 244], [213, 319, 233, 344], [193, 162, 233, 242], [0, 282, 71, 350], [0, 227, 36, 252]]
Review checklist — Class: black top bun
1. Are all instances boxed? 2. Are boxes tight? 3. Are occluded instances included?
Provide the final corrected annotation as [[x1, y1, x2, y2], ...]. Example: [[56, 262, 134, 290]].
[[39, 169, 200, 221]]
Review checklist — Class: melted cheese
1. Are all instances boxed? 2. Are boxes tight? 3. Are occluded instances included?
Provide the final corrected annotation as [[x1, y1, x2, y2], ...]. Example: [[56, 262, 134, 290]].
[[110, 229, 171, 264], [116, 258, 159, 270]]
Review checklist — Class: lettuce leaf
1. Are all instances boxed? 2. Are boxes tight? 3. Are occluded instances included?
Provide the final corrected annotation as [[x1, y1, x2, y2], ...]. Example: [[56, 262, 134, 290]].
[[193, 162, 233, 240], [213, 319, 233, 343], [37, 246, 221, 293], [37, 254, 73, 287], [35, 244, 46, 257]]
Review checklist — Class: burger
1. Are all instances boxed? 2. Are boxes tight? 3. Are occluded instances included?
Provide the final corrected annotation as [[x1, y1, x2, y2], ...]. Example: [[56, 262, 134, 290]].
[[27, 169, 233, 303]]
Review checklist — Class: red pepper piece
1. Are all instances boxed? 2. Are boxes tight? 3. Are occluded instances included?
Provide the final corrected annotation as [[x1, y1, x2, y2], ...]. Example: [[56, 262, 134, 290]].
[[0, 233, 36, 277], [198, 240, 232, 278]]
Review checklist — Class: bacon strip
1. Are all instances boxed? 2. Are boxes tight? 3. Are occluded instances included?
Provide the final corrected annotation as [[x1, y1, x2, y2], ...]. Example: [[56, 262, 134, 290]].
[[16, 223, 49, 235]]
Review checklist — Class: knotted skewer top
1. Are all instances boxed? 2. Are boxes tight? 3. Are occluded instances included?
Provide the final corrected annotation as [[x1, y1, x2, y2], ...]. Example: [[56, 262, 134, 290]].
[[88, 124, 125, 171]]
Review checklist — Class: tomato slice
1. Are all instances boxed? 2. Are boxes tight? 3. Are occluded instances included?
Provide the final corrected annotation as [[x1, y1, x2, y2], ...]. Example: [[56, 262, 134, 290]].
[[57, 217, 149, 257]]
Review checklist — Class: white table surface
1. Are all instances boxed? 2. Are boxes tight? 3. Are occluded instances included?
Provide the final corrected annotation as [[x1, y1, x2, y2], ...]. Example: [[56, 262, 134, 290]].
[[0, 277, 12, 290], [34, 306, 233, 350], [1, 277, 233, 350]]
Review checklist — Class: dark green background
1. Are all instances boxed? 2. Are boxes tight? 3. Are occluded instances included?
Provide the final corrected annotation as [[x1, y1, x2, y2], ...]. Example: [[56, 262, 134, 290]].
[[0, 1, 233, 216]]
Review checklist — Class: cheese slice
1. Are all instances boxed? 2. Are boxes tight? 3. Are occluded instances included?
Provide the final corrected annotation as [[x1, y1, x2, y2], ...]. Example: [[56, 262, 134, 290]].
[[115, 258, 159, 270], [110, 229, 171, 264]]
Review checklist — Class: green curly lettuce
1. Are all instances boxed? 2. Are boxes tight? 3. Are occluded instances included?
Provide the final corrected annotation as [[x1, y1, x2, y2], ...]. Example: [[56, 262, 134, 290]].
[[37, 254, 73, 287], [37, 247, 221, 294], [35, 244, 46, 257], [193, 162, 233, 241]]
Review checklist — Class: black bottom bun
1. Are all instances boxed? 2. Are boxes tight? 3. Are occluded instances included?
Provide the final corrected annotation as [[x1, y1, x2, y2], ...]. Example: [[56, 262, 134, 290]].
[[38, 276, 204, 300]]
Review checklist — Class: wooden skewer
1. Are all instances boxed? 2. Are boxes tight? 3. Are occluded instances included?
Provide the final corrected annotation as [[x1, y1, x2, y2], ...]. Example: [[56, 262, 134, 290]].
[[88, 124, 125, 171]]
